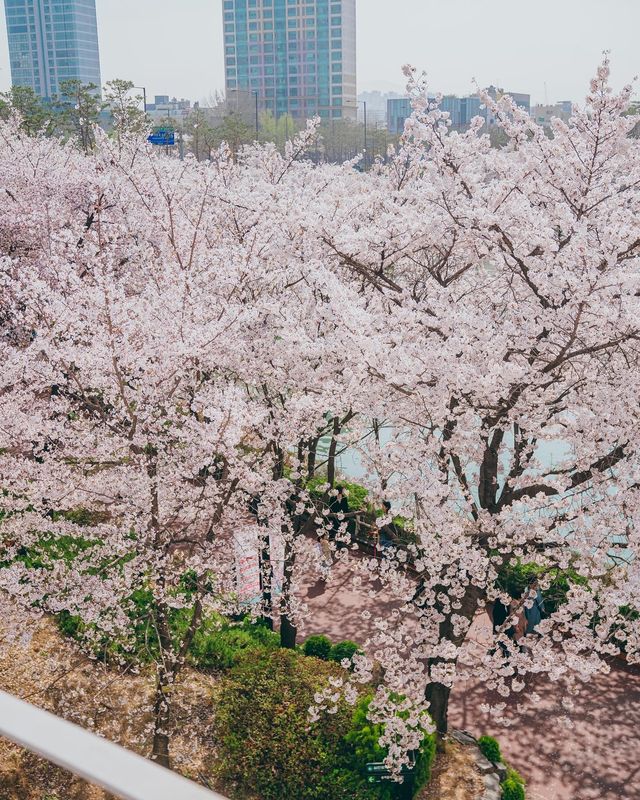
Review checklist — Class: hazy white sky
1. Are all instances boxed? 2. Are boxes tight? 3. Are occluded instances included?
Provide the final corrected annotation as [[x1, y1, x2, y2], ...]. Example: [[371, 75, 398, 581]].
[[0, 0, 637, 104]]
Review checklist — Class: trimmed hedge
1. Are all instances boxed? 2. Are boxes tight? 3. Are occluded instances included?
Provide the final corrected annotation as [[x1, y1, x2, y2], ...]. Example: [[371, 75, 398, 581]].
[[477, 735, 502, 764], [329, 640, 361, 664], [212, 650, 436, 800], [346, 695, 436, 800], [212, 649, 376, 800], [502, 768, 526, 800], [476, 735, 526, 799], [303, 634, 333, 660]]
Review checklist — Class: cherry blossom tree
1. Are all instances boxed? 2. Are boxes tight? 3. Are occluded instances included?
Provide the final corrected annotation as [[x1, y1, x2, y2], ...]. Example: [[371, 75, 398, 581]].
[[312, 57, 640, 752], [1, 57, 639, 783], [0, 121, 344, 766]]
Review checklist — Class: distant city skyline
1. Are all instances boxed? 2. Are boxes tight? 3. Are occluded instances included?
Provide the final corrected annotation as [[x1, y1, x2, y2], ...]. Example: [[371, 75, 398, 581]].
[[0, 0, 637, 105]]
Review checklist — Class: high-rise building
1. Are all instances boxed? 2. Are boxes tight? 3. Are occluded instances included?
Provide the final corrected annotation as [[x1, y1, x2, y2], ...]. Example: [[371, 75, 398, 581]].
[[386, 97, 411, 134], [223, 0, 356, 121], [3, 0, 101, 99]]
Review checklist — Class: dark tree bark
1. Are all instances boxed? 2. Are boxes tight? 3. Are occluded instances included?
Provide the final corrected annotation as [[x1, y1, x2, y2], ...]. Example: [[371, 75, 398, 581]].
[[279, 533, 298, 648], [425, 681, 451, 750], [259, 531, 274, 630], [421, 584, 481, 747], [151, 675, 172, 769], [326, 416, 340, 488]]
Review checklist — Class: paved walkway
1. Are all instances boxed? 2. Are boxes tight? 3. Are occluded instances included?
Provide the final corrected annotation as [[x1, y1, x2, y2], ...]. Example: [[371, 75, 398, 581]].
[[301, 564, 640, 800]]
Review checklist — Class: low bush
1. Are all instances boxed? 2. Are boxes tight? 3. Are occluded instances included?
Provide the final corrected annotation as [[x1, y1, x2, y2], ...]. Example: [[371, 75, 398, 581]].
[[502, 769, 526, 800], [474, 736, 525, 800], [306, 477, 369, 512], [303, 634, 333, 660], [212, 651, 436, 800], [346, 695, 436, 799], [188, 617, 279, 670], [212, 648, 375, 800], [477, 734, 502, 764], [329, 640, 361, 664], [56, 598, 279, 671]]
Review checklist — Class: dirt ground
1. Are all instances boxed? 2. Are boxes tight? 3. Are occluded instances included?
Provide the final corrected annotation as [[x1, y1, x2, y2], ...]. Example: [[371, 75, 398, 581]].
[[418, 740, 485, 800], [0, 616, 217, 800]]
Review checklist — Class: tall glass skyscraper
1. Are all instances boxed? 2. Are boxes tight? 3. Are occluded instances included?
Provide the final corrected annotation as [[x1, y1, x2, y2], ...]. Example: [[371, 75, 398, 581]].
[[4, 0, 101, 98], [223, 0, 356, 121]]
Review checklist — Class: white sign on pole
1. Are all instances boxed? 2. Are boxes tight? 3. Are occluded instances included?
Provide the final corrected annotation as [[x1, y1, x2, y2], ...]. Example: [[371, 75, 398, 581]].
[[233, 526, 284, 606]]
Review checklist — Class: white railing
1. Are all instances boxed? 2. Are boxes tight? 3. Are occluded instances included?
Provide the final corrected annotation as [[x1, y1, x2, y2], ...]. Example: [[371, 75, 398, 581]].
[[0, 690, 229, 800]]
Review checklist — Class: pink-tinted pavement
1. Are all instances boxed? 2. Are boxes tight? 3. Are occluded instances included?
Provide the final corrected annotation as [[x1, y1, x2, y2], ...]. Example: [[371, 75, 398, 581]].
[[300, 567, 640, 800]]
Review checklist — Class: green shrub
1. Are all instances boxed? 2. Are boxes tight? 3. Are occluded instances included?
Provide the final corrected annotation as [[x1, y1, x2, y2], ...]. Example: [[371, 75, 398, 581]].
[[346, 694, 436, 798], [212, 648, 375, 800], [188, 616, 279, 670], [496, 560, 588, 614], [303, 634, 333, 660], [56, 587, 277, 671], [329, 640, 361, 664], [341, 482, 369, 511], [502, 775, 526, 800], [306, 477, 369, 511], [315, 768, 379, 800], [478, 735, 502, 764]]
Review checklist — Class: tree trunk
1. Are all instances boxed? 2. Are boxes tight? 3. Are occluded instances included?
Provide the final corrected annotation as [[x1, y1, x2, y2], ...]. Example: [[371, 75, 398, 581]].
[[151, 678, 172, 769], [421, 585, 482, 750], [326, 416, 340, 488], [259, 530, 274, 630], [425, 680, 451, 751], [307, 435, 320, 478], [280, 613, 297, 649], [279, 534, 297, 648]]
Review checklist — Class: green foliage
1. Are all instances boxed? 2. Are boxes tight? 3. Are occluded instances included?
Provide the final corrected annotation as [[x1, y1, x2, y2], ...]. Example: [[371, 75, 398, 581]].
[[478, 735, 502, 763], [258, 110, 300, 149], [212, 112, 254, 158], [496, 560, 588, 613], [56, 595, 279, 670], [53, 80, 104, 152], [184, 107, 217, 161], [212, 648, 374, 800], [341, 482, 369, 511], [188, 616, 279, 670], [315, 769, 378, 800], [13, 531, 96, 569], [346, 695, 436, 798], [0, 85, 51, 136], [303, 634, 333, 660], [57, 610, 84, 640], [610, 605, 640, 653], [345, 695, 387, 765], [501, 767, 526, 800], [329, 640, 361, 664], [104, 79, 147, 142], [306, 476, 369, 512]]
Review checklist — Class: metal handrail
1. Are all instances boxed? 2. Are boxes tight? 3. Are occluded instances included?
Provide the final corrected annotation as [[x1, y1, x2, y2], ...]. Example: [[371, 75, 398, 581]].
[[0, 690, 229, 800]]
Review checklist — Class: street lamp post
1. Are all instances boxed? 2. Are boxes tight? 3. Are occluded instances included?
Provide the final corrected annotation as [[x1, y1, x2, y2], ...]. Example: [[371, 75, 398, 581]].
[[358, 100, 367, 169], [133, 86, 147, 113], [252, 90, 259, 137]]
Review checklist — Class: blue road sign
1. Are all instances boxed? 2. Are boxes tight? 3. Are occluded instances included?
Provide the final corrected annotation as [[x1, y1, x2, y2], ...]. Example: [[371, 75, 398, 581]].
[[148, 130, 175, 146]]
